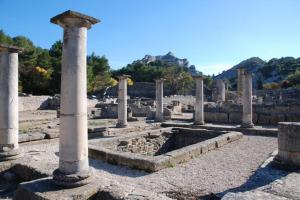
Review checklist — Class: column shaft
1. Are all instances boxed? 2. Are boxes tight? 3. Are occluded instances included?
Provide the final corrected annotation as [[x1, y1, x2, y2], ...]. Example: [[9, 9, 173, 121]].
[[194, 77, 204, 125], [237, 68, 245, 104], [155, 79, 164, 122], [117, 76, 128, 127], [59, 26, 89, 173], [241, 73, 254, 128], [0, 53, 19, 151]]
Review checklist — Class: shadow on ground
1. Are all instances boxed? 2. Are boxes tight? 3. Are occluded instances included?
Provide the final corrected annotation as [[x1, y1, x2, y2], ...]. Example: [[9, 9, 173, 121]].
[[89, 159, 149, 178], [217, 162, 288, 197]]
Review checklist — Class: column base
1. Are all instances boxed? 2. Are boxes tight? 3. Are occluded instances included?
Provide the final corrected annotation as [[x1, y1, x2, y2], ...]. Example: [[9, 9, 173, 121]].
[[116, 122, 128, 128], [52, 168, 93, 188], [0, 148, 23, 161], [271, 155, 300, 171], [194, 121, 205, 125], [240, 123, 254, 128]]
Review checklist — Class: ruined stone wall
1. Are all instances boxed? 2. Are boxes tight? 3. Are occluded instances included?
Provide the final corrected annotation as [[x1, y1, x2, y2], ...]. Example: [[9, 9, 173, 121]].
[[130, 104, 155, 118], [19, 96, 50, 111], [254, 88, 300, 103], [19, 96, 99, 111], [204, 102, 300, 125]]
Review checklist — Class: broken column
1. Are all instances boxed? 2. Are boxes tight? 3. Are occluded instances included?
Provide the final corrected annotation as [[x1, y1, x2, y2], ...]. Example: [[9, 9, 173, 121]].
[[194, 76, 205, 125], [117, 75, 130, 127], [273, 122, 300, 169], [155, 79, 164, 122], [236, 67, 245, 104], [50, 10, 100, 187], [241, 71, 254, 128], [212, 79, 226, 102], [0, 44, 22, 161]]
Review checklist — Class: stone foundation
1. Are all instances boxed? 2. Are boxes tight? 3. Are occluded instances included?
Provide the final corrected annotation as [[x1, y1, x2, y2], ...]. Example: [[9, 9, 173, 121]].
[[89, 128, 243, 172]]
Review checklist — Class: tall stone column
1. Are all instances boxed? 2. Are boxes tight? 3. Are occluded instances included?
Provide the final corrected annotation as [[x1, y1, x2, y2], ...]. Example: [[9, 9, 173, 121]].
[[50, 10, 100, 187], [194, 76, 205, 125], [241, 71, 254, 128], [155, 79, 164, 122], [0, 44, 22, 161], [237, 67, 245, 104], [117, 75, 130, 128]]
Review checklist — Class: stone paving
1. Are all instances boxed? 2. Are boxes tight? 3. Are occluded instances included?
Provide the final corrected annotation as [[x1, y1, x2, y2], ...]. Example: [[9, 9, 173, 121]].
[[1, 133, 287, 199]]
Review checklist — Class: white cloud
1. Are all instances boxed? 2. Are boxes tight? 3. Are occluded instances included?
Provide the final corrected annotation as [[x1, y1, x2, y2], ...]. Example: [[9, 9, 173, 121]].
[[196, 64, 232, 76]]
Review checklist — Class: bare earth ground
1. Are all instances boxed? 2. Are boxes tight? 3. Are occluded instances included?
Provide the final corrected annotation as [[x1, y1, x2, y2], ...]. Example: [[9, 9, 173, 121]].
[[15, 134, 277, 199]]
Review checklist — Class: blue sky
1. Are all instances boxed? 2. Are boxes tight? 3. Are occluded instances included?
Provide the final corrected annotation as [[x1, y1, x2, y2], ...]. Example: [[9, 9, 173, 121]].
[[0, 0, 299, 75]]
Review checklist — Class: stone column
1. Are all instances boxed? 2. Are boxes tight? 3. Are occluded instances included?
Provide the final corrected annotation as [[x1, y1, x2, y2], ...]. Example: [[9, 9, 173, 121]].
[[0, 45, 22, 161], [241, 71, 254, 128], [117, 75, 130, 127], [237, 67, 245, 104], [50, 10, 100, 187], [155, 79, 164, 122], [273, 122, 300, 169], [194, 76, 205, 125]]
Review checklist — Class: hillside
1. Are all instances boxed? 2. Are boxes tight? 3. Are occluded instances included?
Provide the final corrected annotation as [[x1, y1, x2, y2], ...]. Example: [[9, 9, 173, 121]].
[[215, 57, 300, 89], [134, 52, 200, 76]]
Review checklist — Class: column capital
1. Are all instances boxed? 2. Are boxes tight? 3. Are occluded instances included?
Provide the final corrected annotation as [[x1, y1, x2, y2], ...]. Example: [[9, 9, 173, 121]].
[[155, 78, 165, 83], [0, 44, 23, 53], [51, 10, 100, 29], [118, 75, 131, 80]]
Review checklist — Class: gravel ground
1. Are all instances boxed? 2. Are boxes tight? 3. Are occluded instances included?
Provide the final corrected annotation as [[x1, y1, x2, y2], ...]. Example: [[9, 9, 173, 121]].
[[15, 135, 277, 199]]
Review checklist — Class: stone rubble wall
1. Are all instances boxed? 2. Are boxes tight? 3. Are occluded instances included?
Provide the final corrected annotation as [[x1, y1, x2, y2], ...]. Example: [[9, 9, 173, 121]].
[[254, 88, 300, 103], [204, 102, 300, 125], [19, 95, 99, 112], [19, 96, 50, 111]]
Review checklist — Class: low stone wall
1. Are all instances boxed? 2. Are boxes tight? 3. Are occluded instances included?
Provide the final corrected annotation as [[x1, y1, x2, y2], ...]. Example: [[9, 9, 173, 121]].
[[204, 102, 300, 125], [89, 128, 243, 172], [255, 88, 300, 103], [19, 96, 99, 112], [19, 96, 50, 111]]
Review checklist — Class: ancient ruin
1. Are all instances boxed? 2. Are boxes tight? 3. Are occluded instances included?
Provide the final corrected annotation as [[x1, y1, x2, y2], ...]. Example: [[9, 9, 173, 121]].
[[0, 6, 299, 200]]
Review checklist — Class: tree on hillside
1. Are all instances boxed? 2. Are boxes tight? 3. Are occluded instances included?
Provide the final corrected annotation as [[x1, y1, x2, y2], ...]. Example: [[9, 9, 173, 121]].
[[281, 70, 300, 88], [87, 53, 114, 94], [49, 41, 63, 94], [162, 66, 194, 95], [0, 30, 13, 45]]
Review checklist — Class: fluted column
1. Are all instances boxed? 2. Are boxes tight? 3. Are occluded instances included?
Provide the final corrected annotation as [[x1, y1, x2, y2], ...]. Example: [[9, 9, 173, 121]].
[[117, 75, 130, 127], [155, 79, 164, 122], [0, 44, 22, 161], [50, 10, 100, 188], [194, 76, 205, 125]]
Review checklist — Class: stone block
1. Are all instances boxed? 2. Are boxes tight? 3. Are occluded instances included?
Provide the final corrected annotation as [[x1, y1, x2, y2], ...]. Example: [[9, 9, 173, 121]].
[[14, 177, 102, 200], [205, 112, 228, 123], [228, 112, 242, 123], [286, 113, 300, 122], [257, 113, 270, 125], [270, 114, 285, 125], [19, 132, 46, 143]]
